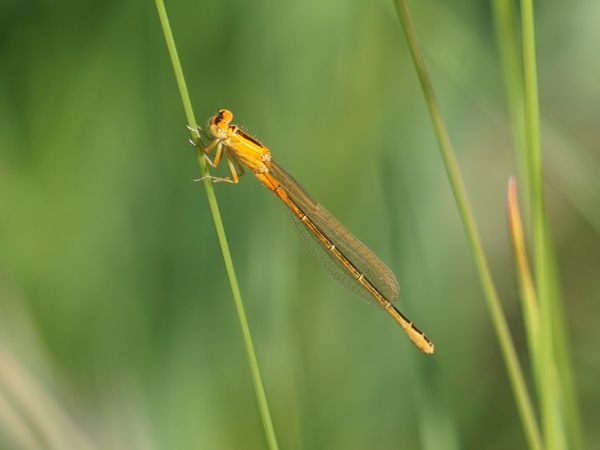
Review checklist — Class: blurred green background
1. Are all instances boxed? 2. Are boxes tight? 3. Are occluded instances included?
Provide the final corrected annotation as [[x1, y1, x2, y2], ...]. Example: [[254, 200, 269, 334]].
[[0, 0, 598, 449]]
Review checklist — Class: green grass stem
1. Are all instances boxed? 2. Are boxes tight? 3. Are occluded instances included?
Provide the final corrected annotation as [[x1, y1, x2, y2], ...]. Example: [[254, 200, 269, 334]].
[[491, 0, 529, 212], [522, 2, 587, 448], [493, 1, 585, 448], [154, 2, 279, 449], [392, 2, 543, 449], [520, 2, 563, 448]]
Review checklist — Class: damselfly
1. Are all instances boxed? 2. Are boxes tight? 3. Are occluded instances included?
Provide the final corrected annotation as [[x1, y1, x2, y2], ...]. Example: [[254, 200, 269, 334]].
[[191, 109, 434, 354]]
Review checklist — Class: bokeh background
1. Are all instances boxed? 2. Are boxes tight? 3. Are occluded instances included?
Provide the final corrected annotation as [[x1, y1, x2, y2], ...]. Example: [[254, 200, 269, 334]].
[[1, 0, 598, 449]]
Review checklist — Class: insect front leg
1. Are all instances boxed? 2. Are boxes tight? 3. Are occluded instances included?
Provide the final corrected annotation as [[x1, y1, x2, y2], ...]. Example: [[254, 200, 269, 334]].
[[203, 142, 224, 168], [194, 154, 241, 184]]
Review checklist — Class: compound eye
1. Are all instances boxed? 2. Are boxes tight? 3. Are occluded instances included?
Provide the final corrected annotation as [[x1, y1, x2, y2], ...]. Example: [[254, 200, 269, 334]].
[[218, 109, 233, 123], [210, 109, 233, 130]]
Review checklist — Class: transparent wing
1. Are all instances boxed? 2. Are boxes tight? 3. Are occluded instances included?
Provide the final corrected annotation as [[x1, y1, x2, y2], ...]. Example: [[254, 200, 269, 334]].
[[268, 160, 400, 305]]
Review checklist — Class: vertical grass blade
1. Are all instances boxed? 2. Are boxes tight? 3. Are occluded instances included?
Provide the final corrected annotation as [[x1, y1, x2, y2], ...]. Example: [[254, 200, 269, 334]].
[[520, 2, 582, 449], [493, 1, 585, 448], [491, 0, 529, 212], [153, 3, 279, 449], [392, 2, 543, 449]]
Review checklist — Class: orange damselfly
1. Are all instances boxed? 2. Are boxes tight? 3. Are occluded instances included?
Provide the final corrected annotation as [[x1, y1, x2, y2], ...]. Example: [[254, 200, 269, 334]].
[[191, 109, 434, 354]]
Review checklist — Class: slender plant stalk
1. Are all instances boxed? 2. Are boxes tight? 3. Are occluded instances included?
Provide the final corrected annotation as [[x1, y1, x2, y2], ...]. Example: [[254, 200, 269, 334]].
[[493, 1, 584, 448], [520, 0, 543, 243], [392, 2, 543, 449], [491, 0, 528, 213], [521, 2, 579, 449], [154, 3, 279, 449], [521, 1, 559, 448], [510, 178, 581, 447]]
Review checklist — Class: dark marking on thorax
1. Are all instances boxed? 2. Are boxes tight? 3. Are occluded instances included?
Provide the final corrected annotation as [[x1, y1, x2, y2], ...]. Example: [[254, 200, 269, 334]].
[[235, 127, 264, 147]]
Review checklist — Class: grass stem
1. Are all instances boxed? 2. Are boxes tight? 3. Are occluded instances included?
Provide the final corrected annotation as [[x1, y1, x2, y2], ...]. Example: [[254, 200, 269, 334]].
[[493, 1, 584, 448], [520, 1, 581, 448], [392, 2, 543, 449], [491, 0, 528, 214], [154, 2, 279, 449]]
